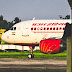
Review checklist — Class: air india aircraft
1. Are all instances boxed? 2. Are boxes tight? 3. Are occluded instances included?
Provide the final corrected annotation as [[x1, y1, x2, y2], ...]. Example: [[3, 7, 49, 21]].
[[1, 18, 71, 58]]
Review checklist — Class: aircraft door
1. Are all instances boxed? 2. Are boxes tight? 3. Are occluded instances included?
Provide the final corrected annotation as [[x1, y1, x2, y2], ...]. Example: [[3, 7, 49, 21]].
[[22, 23, 29, 36]]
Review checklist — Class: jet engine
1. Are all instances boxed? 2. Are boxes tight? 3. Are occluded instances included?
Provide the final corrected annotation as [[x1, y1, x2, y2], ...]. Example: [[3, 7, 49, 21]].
[[39, 39, 66, 54]]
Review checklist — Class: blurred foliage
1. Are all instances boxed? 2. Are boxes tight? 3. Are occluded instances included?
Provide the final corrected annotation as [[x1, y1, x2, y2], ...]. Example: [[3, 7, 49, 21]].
[[0, 15, 21, 30], [13, 17, 21, 24], [68, 0, 72, 9], [59, 15, 70, 19], [0, 50, 66, 59], [63, 15, 70, 19]]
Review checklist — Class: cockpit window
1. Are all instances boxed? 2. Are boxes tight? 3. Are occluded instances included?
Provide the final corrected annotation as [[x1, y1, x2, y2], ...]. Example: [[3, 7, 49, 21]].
[[14, 27, 16, 30], [11, 27, 13, 30], [10, 27, 16, 30]]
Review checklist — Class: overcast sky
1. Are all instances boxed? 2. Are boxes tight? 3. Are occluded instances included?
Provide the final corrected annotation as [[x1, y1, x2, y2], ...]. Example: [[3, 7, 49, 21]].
[[0, 0, 71, 21]]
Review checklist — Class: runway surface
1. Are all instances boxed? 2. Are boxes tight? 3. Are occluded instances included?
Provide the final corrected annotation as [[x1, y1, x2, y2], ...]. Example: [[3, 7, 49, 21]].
[[0, 58, 66, 72]]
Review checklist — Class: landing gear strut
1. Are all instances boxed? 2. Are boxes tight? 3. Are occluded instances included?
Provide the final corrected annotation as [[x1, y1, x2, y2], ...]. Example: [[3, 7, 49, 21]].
[[28, 46, 35, 58]]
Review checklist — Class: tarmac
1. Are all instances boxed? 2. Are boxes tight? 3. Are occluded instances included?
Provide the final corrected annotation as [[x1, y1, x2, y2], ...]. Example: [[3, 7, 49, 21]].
[[0, 58, 66, 72]]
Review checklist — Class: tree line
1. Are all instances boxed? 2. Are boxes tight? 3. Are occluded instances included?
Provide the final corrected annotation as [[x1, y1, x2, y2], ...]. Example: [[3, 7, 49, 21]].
[[0, 15, 21, 30]]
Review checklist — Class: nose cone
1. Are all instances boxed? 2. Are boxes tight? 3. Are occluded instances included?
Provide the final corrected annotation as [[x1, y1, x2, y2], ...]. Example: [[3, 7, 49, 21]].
[[1, 31, 12, 43], [1, 32, 9, 43], [1, 33, 6, 42]]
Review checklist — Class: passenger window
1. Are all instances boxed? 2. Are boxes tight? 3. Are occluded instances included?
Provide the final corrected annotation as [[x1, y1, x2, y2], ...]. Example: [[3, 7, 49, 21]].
[[34, 28, 36, 30], [47, 28, 49, 30], [50, 28, 52, 30], [31, 28, 33, 30], [53, 28, 55, 30], [56, 28, 58, 30], [44, 28, 46, 30], [60, 27, 61, 30]]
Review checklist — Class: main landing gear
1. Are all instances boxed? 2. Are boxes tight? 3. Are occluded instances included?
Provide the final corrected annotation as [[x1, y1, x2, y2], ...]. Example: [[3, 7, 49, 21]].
[[28, 46, 35, 58]]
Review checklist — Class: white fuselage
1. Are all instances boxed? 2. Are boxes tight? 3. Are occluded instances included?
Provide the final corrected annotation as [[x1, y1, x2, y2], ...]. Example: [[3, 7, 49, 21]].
[[1, 19, 71, 45]]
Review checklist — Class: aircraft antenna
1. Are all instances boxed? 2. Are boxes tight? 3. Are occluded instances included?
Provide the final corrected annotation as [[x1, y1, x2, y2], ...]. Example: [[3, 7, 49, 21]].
[[33, 17, 35, 20]]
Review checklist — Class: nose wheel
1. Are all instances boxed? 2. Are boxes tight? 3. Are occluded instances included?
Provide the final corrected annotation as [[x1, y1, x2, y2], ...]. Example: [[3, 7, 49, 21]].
[[28, 46, 35, 58], [28, 54, 34, 58]]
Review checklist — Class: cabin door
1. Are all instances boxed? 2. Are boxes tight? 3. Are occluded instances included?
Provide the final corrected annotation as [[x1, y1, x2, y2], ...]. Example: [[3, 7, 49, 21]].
[[22, 23, 29, 36]]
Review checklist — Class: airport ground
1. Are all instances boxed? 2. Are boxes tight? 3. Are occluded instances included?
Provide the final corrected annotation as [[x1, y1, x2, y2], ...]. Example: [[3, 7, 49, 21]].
[[0, 50, 67, 72], [0, 58, 66, 72]]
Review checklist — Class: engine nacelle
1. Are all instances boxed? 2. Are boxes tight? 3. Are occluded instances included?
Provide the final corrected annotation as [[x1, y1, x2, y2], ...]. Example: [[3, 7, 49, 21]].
[[40, 39, 62, 54]]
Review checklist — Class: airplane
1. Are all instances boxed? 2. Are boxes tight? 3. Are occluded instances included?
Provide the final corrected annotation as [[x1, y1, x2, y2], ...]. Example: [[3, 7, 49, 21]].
[[1, 18, 71, 58]]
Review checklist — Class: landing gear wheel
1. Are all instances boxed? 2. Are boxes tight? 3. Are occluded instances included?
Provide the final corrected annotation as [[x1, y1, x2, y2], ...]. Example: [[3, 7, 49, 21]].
[[28, 46, 35, 58], [28, 54, 34, 58]]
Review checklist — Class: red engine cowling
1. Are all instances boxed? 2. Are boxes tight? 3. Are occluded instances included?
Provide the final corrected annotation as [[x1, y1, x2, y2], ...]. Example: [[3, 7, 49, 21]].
[[40, 39, 62, 54]]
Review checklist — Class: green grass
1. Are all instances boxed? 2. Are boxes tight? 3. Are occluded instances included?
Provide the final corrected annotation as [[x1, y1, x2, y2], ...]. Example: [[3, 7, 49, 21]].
[[0, 50, 67, 59]]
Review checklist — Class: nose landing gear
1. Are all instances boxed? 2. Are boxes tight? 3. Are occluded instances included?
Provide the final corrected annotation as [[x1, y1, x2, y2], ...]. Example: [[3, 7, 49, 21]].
[[28, 54, 34, 58], [28, 46, 35, 58]]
